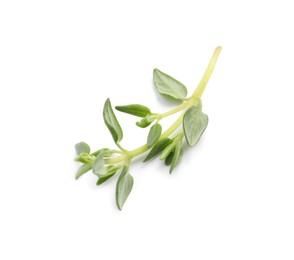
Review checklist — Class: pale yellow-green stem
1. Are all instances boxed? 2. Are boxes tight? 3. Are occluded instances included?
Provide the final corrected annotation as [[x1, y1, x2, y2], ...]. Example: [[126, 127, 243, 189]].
[[158, 101, 188, 119], [192, 46, 222, 98], [105, 113, 187, 164], [105, 46, 222, 165], [128, 112, 187, 158]]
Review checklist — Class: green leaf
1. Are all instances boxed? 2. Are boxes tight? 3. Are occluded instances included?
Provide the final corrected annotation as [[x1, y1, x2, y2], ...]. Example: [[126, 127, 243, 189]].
[[136, 116, 156, 128], [165, 152, 174, 166], [183, 104, 208, 147], [159, 141, 177, 160], [153, 68, 187, 101], [96, 166, 117, 185], [116, 166, 134, 210], [103, 98, 123, 143], [75, 153, 95, 163], [75, 163, 92, 180], [92, 150, 107, 176], [170, 140, 184, 173], [96, 172, 115, 185], [115, 104, 151, 118], [146, 123, 162, 148], [143, 138, 172, 162], [97, 172, 116, 185], [75, 142, 90, 155], [91, 148, 112, 157]]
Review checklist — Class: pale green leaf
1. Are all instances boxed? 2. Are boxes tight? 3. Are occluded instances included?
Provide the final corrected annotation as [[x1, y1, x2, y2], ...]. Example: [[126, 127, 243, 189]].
[[97, 172, 116, 185], [103, 98, 123, 143], [92, 150, 107, 176], [75, 153, 95, 163], [75, 142, 90, 155], [146, 123, 162, 148], [116, 167, 134, 210], [96, 166, 117, 185], [75, 163, 92, 180], [153, 68, 187, 100], [91, 148, 112, 157], [183, 105, 208, 147]]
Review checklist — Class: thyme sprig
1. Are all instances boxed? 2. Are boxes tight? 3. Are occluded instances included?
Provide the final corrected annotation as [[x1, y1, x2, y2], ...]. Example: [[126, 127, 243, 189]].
[[74, 47, 222, 210]]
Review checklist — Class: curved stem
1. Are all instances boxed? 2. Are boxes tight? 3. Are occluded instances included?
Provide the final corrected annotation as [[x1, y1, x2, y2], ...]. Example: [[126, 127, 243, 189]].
[[192, 46, 222, 98], [112, 149, 124, 154], [158, 101, 188, 119], [105, 111, 187, 164], [128, 112, 185, 157], [116, 142, 127, 152], [160, 113, 184, 139]]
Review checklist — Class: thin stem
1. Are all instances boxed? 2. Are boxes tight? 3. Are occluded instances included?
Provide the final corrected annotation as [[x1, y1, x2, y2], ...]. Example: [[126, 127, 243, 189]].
[[158, 101, 188, 119], [106, 111, 187, 164], [112, 150, 124, 154], [127, 145, 148, 159], [160, 113, 184, 139], [192, 46, 222, 98], [126, 108, 191, 159], [116, 142, 126, 152]]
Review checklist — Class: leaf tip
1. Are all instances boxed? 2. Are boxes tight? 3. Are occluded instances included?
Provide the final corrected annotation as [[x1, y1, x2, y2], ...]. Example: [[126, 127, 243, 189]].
[[104, 98, 111, 107], [116, 203, 122, 210]]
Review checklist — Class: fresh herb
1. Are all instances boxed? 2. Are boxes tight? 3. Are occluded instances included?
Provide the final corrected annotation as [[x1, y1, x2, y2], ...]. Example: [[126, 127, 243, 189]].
[[74, 47, 222, 210], [116, 166, 134, 210], [153, 68, 188, 100], [146, 123, 162, 148]]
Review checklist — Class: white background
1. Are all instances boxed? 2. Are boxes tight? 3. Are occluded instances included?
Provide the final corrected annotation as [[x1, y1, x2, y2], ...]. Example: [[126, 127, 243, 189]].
[[1, 0, 293, 259]]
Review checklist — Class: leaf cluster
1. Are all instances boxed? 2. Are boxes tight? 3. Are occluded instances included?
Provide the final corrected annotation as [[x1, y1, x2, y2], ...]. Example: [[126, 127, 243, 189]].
[[74, 47, 222, 210]]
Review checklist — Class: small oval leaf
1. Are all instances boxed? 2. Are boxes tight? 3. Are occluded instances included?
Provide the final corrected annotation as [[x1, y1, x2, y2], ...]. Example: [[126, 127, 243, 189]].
[[116, 167, 134, 210], [75, 163, 92, 180], [115, 104, 151, 118], [75, 153, 95, 163], [136, 115, 156, 128], [96, 166, 117, 185], [153, 68, 187, 101], [147, 123, 162, 148], [165, 152, 174, 166], [97, 172, 116, 185], [91, 148, 112, 157], [75, 142, 90, 155], [92, 151, 107, 176], [183, 105, 208, 147], [143, 138, 172, 162], [103, 98, 123, 143]]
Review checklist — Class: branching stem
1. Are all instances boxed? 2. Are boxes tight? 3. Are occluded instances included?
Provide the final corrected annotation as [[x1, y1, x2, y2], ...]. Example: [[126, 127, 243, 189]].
[[104, 46, 222, 166]]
